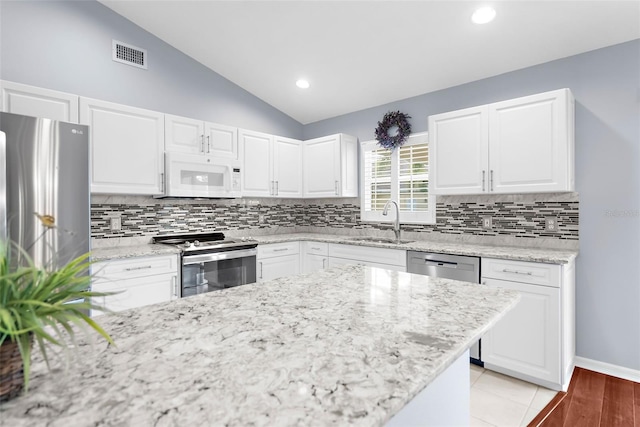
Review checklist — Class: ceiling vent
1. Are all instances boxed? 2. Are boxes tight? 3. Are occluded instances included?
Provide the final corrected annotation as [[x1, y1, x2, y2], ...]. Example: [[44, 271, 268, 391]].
[[112, 40, 147, 70]]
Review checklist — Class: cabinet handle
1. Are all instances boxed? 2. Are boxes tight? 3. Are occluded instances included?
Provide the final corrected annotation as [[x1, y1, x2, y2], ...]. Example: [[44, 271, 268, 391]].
[[275, 181, 279, 196], [273, 248, 288, 252], [311, 247, 321, 251], [335, 180, 339, 195], [482, 170, 486, 192], [201, 135, 205, 153], [160, 172, 165, 191], [271, 181, 274, 196], [502, 268, 532, 276], [259, 261, 263, 279], [322, 259, 326, 269], [490, 170, 494, 192], [124, 265, 153, 271], [172, 276, 178, 297], [207, 135, 211, 153]]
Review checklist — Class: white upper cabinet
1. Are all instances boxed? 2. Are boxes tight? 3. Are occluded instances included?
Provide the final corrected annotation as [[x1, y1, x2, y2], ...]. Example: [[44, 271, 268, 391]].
[[80, 97, 165, 195], [165, 114, 238, 159], [1, 80, 79, 123], [240, 130, 302, 198], [429, 105, 489, 194], [489, 90, 574, 193], [430, 89, 574, 195], [303, 133, 358, 198], [273, 136, 303, 197], [241, 129, 273, 197]]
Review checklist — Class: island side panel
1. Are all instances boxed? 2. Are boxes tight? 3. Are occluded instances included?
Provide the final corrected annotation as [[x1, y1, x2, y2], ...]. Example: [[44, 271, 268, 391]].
[[386, 349, 470, 426]]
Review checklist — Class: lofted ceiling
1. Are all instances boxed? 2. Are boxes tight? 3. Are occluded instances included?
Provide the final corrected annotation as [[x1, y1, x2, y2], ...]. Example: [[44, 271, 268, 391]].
[[99, 1, 640, 124]]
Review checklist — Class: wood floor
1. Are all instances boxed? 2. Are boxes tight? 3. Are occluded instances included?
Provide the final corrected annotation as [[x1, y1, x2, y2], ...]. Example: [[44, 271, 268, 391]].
[[528, 367, 640, 426]]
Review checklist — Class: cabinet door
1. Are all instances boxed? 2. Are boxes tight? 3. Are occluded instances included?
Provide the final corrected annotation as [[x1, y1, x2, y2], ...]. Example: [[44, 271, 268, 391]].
[[165, 114, 205, 154], [92, 273, 177, 316], [80, 97, 164, 195], [482, 278, 560, 385], [489, 89, 573, 193], [240, 129, 273, 197], [303, 254, 328, 273], [273, 136, 302, 197], [303, 135, 340, 197], [429, 105, 489, 194], [257, 254, 300, 282], [205, 122, 238, 160], [1, 80, 79, 123]]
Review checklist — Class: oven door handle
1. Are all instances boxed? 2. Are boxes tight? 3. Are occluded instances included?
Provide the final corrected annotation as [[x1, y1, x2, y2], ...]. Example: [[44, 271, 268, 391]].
[[182, 249, 257, 265]]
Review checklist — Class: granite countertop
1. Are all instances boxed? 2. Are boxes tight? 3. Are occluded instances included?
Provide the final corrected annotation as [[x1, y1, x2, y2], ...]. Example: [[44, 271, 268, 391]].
[[0, 265, 519, 426], [91, 232, 577, 264], [253, 233, 578, 264], [90, 243, 181, 262]]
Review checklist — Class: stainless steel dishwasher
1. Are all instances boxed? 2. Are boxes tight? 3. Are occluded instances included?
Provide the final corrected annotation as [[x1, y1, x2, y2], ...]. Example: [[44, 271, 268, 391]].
[[407, 251, 483, 365]]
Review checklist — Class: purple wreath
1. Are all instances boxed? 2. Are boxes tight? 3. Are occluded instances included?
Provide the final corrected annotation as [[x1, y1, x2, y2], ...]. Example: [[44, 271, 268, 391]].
[[375, 111, 412, 150]]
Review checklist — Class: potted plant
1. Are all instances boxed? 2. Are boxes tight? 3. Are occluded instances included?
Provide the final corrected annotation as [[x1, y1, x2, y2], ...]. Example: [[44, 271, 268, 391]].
[[0, 242, 114, 402]]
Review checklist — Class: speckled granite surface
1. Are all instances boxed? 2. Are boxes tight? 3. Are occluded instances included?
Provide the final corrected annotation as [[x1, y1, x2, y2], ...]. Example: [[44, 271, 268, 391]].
[[0, 265, 518, 427], [90, 244, 180, 262], [91, 233, 577, 264], [254, 233, 577, 264]]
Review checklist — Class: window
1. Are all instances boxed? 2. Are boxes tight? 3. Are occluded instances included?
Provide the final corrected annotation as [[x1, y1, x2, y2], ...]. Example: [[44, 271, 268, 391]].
[[361, 132, 435, 224]]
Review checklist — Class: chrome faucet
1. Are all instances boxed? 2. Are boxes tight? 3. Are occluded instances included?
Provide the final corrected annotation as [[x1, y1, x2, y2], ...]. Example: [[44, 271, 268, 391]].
[[382, 200, 401, 241]]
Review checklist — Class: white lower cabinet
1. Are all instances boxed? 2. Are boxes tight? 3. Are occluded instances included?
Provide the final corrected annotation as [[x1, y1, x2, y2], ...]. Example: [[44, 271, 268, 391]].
[[257, 242, 300, 282], [481, 258, 575, 391], [301, 241, 329, 273], [328, 243, 406, 271], [91, 254, 179, 316]]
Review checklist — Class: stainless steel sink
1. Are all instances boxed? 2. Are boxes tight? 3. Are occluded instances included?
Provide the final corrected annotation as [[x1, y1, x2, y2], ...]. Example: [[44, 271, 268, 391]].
[[349, 237, 414, 245]]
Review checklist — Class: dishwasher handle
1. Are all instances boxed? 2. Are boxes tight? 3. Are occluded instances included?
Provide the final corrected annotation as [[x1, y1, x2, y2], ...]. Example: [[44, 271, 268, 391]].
[[424, 260, 459, 268]]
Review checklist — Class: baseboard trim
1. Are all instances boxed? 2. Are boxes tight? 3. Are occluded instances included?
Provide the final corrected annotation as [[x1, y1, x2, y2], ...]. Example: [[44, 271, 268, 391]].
[[574, 356, 640, 383]]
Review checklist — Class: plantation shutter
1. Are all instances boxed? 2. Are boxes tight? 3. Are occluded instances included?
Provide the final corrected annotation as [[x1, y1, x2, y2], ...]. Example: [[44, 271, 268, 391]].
[[362, 143, 392, 220], [398, 142, 429, 213]]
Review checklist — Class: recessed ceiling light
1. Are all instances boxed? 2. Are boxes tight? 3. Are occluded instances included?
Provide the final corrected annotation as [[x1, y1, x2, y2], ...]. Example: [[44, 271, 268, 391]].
[[296, 79, 310, 89], [471, 6, 496, 24]]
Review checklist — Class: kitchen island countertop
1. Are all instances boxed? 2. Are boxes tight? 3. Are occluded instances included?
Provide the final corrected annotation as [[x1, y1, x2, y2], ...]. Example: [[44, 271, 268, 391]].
[[0, 265, 518, 426]]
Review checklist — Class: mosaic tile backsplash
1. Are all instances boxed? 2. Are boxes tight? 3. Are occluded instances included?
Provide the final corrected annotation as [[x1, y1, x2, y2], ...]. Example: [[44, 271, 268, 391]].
[[91, 196, 578, 241]]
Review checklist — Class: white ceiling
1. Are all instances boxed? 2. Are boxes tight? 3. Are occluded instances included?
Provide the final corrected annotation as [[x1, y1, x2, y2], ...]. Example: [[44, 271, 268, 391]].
[[99, 1, 640, 124]]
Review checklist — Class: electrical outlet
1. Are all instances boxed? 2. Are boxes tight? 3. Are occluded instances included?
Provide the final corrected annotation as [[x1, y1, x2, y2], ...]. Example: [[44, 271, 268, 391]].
[[545, 217, 559, 232], [351, 213, 357, 223], [110, 216, 121, 231], [325, 213, 330, 222], [258, 215, 265, 223], [481, 216, 492, 229]]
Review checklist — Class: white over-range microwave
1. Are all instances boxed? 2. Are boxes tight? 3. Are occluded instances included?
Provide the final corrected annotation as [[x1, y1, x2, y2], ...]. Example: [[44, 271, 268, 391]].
[[158, 152, 242, 198]]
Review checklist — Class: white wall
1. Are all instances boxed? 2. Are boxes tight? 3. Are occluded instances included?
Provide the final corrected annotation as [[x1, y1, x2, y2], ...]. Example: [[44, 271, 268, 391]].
[[305, 40, 640, 372]]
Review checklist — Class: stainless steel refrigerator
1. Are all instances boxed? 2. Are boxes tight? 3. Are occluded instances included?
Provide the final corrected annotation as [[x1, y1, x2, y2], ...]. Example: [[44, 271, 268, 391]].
[[0, 112, 90, 269]]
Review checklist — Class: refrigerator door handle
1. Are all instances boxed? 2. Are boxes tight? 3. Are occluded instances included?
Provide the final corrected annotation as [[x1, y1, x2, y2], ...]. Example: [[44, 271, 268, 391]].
[[0, 131, 6, 241]]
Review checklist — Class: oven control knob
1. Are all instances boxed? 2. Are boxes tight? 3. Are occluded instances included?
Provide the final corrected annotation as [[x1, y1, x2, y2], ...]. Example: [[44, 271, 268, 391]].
[[183, 241, 191, 249], [193, 240, 200, 247]]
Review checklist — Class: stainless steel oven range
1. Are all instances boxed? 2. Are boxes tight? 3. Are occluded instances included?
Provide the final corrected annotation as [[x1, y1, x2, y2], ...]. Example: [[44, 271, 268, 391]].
[[154, 232, 257, 297]]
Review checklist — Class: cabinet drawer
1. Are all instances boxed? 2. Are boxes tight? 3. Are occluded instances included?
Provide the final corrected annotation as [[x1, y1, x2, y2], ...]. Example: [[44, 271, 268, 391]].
[[258, 241, 300, 258], [92, 254, 178, 283], [482, 258, 560, 287], [302, 241, 329, 256], [92, 273, 176, 315], [329, 243, 406, 268]]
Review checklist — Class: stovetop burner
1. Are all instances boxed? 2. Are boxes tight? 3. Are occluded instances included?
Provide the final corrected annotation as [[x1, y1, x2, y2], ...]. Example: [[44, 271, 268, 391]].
[[153, 232, 257, 253]]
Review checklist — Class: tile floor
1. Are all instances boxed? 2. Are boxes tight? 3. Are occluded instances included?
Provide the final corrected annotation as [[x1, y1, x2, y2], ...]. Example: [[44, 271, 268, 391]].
[[470, 364, 557, 426]]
